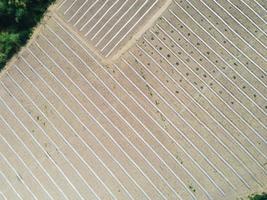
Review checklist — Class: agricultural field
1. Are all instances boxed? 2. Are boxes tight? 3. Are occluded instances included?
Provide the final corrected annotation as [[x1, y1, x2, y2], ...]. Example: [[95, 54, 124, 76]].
[[0, 0, 266, 199]]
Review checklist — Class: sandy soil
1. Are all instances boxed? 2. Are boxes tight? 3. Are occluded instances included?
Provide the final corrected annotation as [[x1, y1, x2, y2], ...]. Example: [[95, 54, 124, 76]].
[[0, 0, 266, 199]]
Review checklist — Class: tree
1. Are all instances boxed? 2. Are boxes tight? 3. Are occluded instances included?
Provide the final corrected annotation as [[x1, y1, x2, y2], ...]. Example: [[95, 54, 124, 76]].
[[0, 0, 55, 70]]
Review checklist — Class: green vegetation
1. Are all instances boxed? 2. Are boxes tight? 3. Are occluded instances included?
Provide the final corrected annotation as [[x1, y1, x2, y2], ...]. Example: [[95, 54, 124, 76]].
[[188, 185, 196, 193], [249, 193, 267, 200], [0, 0, 55, 70]]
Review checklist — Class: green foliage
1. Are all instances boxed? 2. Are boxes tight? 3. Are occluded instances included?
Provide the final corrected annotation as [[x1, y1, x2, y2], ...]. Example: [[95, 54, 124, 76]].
[[249, 193, 267, 200], [0, 0, 55, 70], [0, 32, 20, 66]]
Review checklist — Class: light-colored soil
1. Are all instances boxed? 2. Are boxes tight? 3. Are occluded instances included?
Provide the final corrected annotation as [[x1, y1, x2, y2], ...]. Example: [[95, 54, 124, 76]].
[[0, 0, 266, 199]]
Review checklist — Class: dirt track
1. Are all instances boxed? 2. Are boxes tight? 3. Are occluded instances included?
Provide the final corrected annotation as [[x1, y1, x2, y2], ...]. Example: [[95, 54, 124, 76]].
[[0, 0, 266, 199]]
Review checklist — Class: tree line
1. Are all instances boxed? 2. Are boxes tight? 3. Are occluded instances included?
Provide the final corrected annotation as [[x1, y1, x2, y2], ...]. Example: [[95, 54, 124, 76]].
[[0, 0, 55, 70]]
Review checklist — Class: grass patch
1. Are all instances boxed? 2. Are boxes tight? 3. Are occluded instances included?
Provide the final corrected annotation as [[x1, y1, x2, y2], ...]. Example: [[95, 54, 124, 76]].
[[0, 0, 55, 71], [249, 193, 267, 200]]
